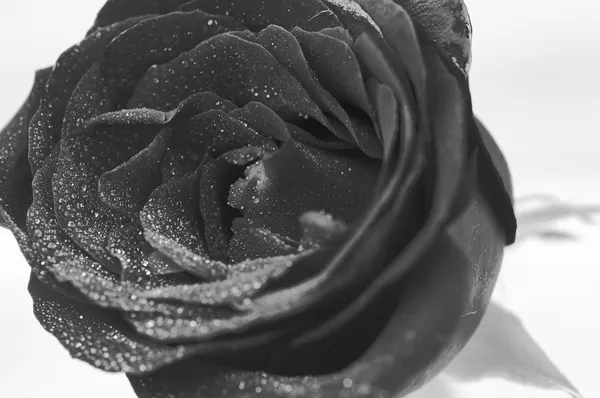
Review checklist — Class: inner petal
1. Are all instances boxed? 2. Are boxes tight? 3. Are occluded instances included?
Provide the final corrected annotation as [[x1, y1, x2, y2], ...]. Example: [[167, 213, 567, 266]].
[[228, 138, 380, 240]]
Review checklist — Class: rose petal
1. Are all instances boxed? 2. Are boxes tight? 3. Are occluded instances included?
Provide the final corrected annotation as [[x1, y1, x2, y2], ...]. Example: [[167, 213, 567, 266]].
[[99, 129, 170, 214], [288, 122, 358, 151], [272, 229, 475, 380], [27, 273, 197, 373], [54, 123, 159, 270], [230, 102, 291, 143], [107, 222, 195, 288], [124, 314, 288, 371], [88, 108, 170, 127], [49, 245, 237, 316], [472, 118, 517, 243], [100, 10, 245, 108], [0, 67, 50, 230], [224, 133, 422, 337], [392, 0, 472, 74], [322, 0, 422, 162], [142, 240, 265, 299], [167, 91, 238, 124], [322, 0, 383, 39], [125, 307, 242, 343], [128, 33, 331, 134], [354, 0, 428, 122], [319, 26, 353, 44], [137, 254, 301, 306], [140, 170, 213, 275], [177, 0, 342, 31], [29, 233, 281, 368], [253, 26, 365, 148], [145, 251, 187, 275], [44, 243, 217, 316], [231, 101, 355, 151], [218, 146, 265, 167], [447, 149, 479, 223], [293, 27, 383, 158], [59, 64, 118, 139], [24, 151, 96, 297], [28, 17, 146, 171], [107, 222, 153, 276], [86, 91, 239, 185], [367, 79, 398, 157], [161, 92, 238, 180], [293, 28, 370, 116], [331, 112, 382, 158], [356, 1, 425, 81], [228, 224, 298, 263], [28, 152, 106, 276], [126, 250, 321, 342], [183, 110, 278, 156], [353, 33, 415, 164], [198, 159, 245, 261], [91, 0, 186, 30], [32, 166, 199, 317]]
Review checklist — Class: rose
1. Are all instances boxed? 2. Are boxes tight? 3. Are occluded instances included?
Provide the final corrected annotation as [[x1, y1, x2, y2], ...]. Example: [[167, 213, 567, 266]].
[[2, 0, 518, 396], [0, 0, 516, 397]]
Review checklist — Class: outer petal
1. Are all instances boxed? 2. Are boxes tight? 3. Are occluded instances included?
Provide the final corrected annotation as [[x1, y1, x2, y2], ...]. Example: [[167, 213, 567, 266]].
[[28, 17, 148, 172], [471, 117, 517, 243], [392, 0, 472, 74], [176, 0, 343, 31], [27, 274, 189, 373], [0, 67, 51, 231]]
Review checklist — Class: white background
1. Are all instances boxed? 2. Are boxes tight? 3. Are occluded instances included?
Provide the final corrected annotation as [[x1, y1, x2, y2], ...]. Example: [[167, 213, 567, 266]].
[[0, 1, 598, 397]]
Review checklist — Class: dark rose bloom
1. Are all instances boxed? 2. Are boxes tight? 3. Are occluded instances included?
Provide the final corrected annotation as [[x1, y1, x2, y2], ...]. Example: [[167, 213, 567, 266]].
[[0, 0, 516, 397]]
